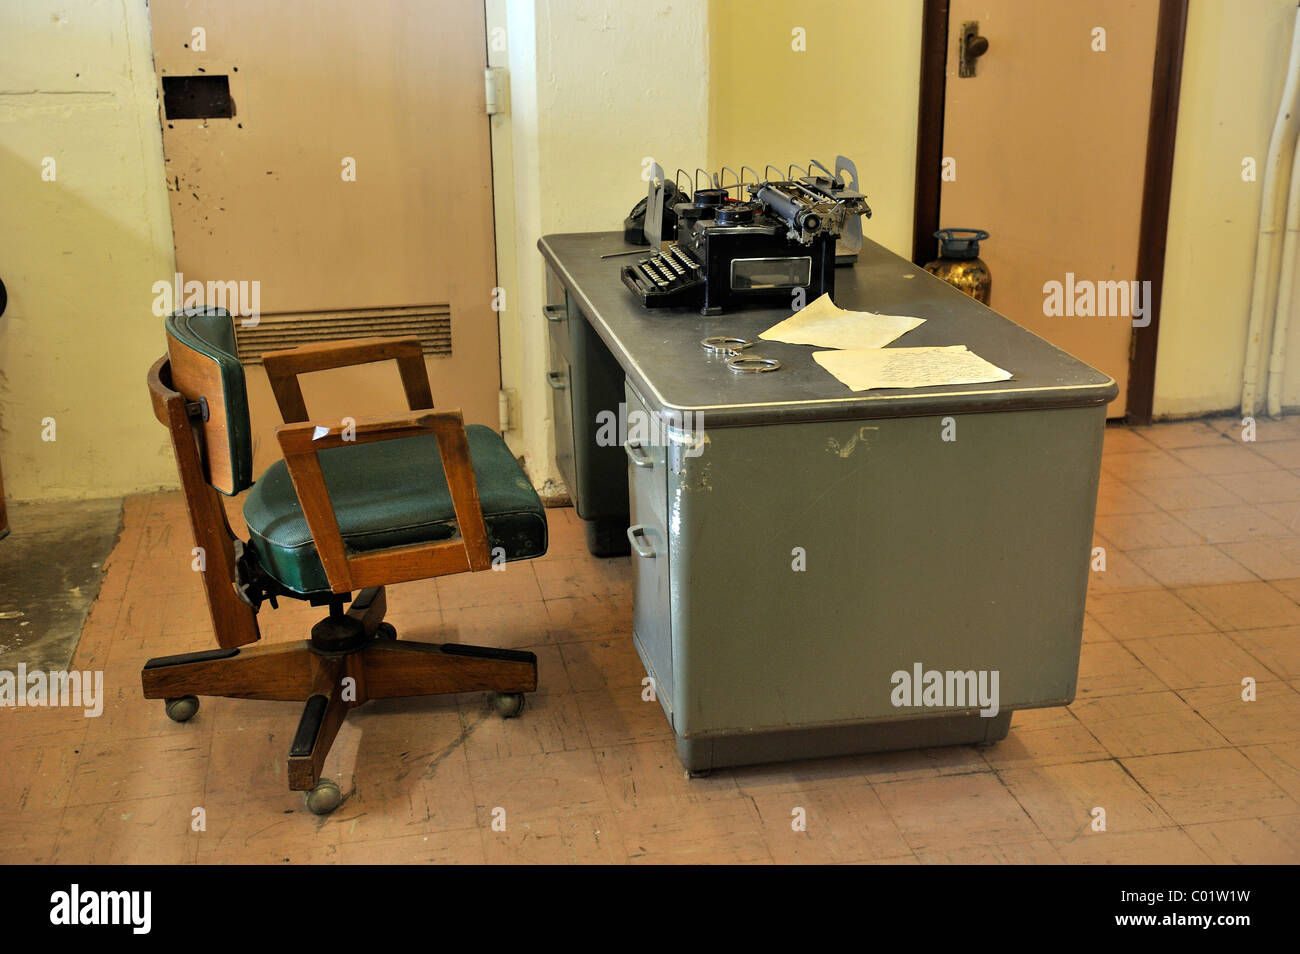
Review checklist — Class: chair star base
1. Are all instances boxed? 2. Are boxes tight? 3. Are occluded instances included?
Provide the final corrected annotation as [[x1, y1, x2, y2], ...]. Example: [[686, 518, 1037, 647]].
[[141, 586, 536, 814]]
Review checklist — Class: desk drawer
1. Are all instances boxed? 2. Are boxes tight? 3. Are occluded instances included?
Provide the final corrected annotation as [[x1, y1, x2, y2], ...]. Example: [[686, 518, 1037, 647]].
[[548, 338, 576, 496], [622, 381, 667, 528], [543, 269, 571, 361], [545, 301, 569, 359], [625, 380, 673, 712]]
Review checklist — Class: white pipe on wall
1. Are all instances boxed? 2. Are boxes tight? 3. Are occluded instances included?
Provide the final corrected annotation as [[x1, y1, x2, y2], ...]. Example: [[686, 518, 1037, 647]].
[[1242, 2, 1300, 417], [1266, 134, 1300, 418]]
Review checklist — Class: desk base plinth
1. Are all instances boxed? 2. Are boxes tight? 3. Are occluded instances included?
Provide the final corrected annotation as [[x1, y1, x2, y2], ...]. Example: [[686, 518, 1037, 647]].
[[675, 712, 1013, 773]]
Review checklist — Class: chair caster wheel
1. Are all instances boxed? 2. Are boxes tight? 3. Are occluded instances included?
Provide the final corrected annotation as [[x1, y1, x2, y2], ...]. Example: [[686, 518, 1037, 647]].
[[305, 779, 342, 815], [376, 622, 397, 640], [164, 695, 199, 723], [687, 768, 712, 779], [492, 692, 525, 719]]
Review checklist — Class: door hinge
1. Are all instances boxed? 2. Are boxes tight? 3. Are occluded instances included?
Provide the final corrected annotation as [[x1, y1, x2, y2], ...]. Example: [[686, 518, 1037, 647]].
[[485, 67, 508, 116]]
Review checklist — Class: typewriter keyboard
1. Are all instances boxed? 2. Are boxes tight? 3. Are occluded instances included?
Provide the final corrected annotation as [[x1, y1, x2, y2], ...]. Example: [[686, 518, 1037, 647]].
[[620, 242, 705, 308]]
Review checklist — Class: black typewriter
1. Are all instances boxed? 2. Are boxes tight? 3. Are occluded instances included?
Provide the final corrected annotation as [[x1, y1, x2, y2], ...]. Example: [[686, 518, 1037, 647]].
[[621, 158, 871, 316]]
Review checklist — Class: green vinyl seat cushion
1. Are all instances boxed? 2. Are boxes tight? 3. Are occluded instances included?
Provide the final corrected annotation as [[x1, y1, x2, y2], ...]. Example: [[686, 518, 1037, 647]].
[[244, 424, 547, 595]]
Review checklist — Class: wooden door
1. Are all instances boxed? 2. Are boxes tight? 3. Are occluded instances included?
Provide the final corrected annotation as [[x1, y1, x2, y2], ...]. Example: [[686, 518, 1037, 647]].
[[150, 0, 500, 471], [939, 0, 1160, 417]]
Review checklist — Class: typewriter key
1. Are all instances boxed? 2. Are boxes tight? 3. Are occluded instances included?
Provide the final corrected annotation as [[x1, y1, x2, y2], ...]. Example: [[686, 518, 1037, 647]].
[[638, 262, 668, 288]]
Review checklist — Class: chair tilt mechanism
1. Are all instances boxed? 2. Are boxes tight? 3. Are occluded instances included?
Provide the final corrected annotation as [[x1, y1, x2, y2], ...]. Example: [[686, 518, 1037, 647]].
[[141, 308, 548, 814]]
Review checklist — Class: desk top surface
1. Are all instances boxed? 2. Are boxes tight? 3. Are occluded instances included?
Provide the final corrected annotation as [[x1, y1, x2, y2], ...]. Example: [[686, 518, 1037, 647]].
[[539, 231, 1118, 427]]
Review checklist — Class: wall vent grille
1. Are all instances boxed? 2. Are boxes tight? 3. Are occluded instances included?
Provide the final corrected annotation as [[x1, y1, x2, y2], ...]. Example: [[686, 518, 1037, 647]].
[[234, 304, 452, 364]]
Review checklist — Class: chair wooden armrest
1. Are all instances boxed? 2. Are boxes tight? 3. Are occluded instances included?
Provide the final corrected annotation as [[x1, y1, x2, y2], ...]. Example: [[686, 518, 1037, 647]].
[[275, 409, 493, 593], [262, 336, 434, 423]]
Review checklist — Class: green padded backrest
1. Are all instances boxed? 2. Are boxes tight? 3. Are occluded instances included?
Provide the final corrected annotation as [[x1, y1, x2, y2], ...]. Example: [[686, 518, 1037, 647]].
[[165, 307, 253, 495]]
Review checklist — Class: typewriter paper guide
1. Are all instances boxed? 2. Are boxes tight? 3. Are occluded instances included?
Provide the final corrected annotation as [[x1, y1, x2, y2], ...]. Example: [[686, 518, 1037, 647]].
[[758, 293, 924, 350], [813, 345, 1013, 392]]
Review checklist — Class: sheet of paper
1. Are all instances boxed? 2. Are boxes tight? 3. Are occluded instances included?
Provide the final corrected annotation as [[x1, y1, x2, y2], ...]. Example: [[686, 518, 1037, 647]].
[[758, 293, 924, 350], [812, 345, 1013, 392]]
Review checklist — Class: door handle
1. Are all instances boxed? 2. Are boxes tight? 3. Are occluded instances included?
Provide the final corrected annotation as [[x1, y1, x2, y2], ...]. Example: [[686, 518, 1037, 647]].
[[959, 21, 989, 78], [627, 524, 656, 558], [547, 370, 567, 389], [624, 439, 654, 468], [544, 304, 566, 323]]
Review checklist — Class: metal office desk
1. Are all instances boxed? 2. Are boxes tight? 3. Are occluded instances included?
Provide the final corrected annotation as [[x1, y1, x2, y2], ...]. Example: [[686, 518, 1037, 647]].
[[540, 231, 1117, 772]]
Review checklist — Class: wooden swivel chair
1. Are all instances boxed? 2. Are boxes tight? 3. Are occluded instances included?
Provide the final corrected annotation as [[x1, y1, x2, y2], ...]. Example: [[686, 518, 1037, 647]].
[[142, 307, 547, 814]]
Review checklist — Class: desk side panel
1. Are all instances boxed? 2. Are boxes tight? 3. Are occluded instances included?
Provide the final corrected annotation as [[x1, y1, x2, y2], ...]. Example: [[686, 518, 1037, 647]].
[[667, 405, 1105, 737]]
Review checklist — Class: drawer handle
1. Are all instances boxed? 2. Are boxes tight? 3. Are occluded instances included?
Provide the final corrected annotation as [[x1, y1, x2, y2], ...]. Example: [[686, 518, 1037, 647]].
[[623, 439, 654, 468], [627, 524, 656, 558], [544, 304, 566, 323], [547, 370, 567, 390]]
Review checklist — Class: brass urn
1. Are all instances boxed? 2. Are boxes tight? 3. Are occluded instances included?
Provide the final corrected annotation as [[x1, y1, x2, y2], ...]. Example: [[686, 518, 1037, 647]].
[[923, 228, 991, 304]]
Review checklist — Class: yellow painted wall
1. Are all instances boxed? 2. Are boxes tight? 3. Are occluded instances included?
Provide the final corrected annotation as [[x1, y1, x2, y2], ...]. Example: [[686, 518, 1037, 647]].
[[7, 0, 1296, 510], [708, 0, 1300, 420], [0, 0, 176, 501], [500, 0, 710, 488], [1156, 0, 1299, 417], [708, 0, 924, 259]]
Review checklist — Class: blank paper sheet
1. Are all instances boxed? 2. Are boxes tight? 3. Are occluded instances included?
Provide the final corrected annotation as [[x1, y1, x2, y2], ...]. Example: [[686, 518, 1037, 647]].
[[758, 293, 925, 351]]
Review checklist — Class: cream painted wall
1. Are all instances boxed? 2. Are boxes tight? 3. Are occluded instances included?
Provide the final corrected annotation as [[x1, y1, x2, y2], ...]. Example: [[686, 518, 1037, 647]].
[[486, 0, 522, 458], [706, 0, 1298, 420], [1156, 0, 1300, 417], [0, 0, 709, 503], [497, 0, 915, 489], [497, 0, 709, 488], [708, 0, 924, 259], [10, 0, 1286, 509], [0, 0, 176, 501]]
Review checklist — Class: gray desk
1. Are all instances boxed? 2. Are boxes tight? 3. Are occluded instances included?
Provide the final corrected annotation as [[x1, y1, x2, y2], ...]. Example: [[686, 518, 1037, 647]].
[[541, 231, 1116, 772]]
